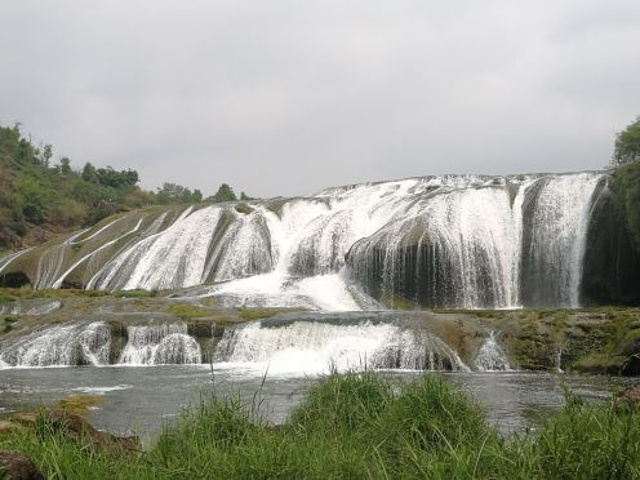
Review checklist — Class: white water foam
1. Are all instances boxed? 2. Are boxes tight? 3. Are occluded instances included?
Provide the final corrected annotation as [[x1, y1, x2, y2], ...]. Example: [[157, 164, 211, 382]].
[[0, 322, 111, 368], [474, 331, 511, 371], [190, 270, 375, 311], [118, 324, 201, 365], [71, 385, 134, 395], [215, 320, 469, 376], [526, 173, 602, 307]]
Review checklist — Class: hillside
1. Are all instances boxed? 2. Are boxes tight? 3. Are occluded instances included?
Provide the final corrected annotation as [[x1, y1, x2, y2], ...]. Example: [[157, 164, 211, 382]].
[[0, 125, 236, 250]]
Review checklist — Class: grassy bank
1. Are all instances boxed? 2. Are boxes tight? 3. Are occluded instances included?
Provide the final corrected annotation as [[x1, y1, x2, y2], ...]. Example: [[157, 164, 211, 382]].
[[2, 372, 639, 479]]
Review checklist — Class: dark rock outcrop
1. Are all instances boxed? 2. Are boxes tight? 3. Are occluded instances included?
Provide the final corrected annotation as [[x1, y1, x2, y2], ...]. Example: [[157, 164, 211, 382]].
[[581, 185, 640, 306], [41, 409, 139, 456], [0, 450, 44, 480]]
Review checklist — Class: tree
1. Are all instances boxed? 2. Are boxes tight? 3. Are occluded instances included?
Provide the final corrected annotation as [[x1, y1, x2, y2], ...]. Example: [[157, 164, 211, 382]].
[[192, 189, 203, 203], [209, 183, 237, 203], [95, 166, 139, 188], [81, 162, 99, 183], [42, 144, 53, 167], [613, 116, 640, 165], [155, 183, 199, 204], [59, 157, 72, 175]]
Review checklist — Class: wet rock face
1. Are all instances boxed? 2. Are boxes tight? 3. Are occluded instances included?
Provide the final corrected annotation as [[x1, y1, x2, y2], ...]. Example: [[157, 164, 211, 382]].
[[0, 450, 45, 480], [0, 272, 31, 289], [581, 187, 640, 306]]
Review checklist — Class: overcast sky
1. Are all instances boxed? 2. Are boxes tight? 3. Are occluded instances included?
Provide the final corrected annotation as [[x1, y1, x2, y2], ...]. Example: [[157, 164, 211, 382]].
[[1, 1, 638, 197]]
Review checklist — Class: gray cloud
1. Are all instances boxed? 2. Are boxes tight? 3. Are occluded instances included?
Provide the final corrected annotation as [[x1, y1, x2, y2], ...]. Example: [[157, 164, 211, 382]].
[[1, 0, 638, 197]]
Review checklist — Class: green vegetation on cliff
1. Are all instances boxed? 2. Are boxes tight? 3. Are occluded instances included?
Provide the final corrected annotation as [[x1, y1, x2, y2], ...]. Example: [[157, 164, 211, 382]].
[[0, 125, 250, 249], [613, 116, 640, 166], [612, 116, 640, 249], [2, 372, 639, 478], [613, 162, 640, 249], [0, 125, 149, 247]]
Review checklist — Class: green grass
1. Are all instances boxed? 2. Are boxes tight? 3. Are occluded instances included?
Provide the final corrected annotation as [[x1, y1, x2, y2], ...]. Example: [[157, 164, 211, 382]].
[[0, 287, 108, 300], [0, 293, 17, 305], [168, 302, 212, 319], [237, 307, 290, 321], [112, 289, 157, 299], [2, 372, 640, 479]]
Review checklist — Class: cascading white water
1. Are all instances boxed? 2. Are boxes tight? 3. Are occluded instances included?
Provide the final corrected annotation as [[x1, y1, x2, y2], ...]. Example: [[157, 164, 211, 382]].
[[193, 270, 379, 311], [0, 248, 33, 277], [0, 322, 111, 367], [349, 184, 525, 308], [524, 173, 603, 307], [474, 331, 511, 371], [89, 207, 224, 291], [214, 319, 469, 375], [118, 324, 201, 365], [204, 208, 276, 282], [16, 172, 605, 310], [52, 218, 143, 288]]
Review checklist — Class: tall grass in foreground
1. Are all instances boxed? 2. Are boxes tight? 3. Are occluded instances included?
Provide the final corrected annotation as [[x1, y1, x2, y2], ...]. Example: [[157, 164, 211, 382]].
[[2, 372, 640, 479]]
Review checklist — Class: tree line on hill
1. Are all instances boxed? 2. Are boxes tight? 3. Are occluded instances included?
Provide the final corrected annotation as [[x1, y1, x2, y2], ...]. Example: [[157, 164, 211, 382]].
[[0, 125, 250, 249]]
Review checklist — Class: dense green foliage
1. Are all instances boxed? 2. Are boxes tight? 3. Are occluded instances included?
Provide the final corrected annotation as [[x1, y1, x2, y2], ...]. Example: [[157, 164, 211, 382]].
[[0, 125, 152, 247], [206, 183, 237, 203], [612, 117, 640, 253], [0, 125, 248, 248], [614, 117, 640, 166], [613, 161, 640, 249], [154, 183, 203, 205], [2, 372, 639, 479]]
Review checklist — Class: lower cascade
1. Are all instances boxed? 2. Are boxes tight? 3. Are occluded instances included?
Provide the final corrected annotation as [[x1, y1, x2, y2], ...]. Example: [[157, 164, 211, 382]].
[[214, 319, 470, 374], [0, 322, 203, 368], [0, 318, 523, 373], [0, 322, 111, 367], [473, 332, 511, 371], [118, 324, 202, 365]]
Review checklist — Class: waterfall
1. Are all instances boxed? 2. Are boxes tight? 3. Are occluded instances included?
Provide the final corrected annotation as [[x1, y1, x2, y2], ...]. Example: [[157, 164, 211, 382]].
[[118, 324, 201, 365], [0, 248, 33, 276], [88, 207, 221, 291], [522, 173, 603, 307], [555, 349, 564, 373], [5, 172, 606, 310], [204, 208, 276, 282], [474, 331, 511, 371], [0, 322, 111, 367], [51, 218, 144, 289], [214, 319, 469, 375], [348, 179, 528, 308]]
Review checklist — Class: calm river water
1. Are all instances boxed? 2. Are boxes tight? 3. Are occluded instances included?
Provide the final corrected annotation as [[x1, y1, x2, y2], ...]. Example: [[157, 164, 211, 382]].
[[0, 365, 631, 447]]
